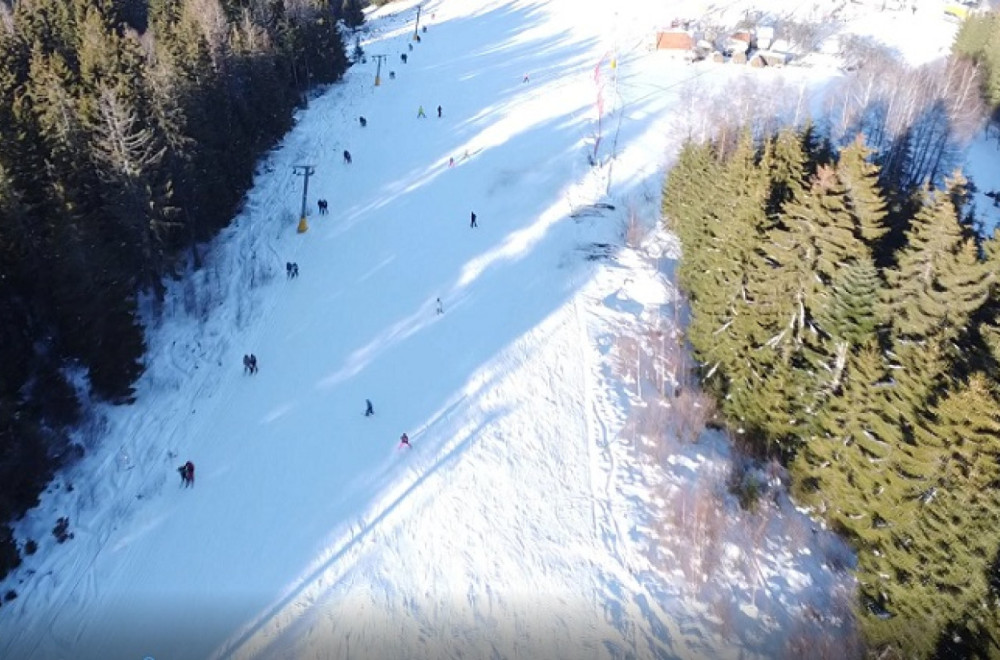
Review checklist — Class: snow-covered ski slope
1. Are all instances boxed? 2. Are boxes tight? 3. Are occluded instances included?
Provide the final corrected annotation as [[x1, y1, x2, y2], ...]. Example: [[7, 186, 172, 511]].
[[0, 0, 974, 658]]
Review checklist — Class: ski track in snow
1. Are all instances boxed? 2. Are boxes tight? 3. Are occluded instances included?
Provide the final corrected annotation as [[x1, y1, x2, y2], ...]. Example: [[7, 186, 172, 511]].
[[0, 0, 979, 658]]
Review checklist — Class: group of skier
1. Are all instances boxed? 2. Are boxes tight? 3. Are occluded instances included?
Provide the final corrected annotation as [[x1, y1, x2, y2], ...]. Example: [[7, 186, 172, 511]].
[[184, 20, 477, 491]]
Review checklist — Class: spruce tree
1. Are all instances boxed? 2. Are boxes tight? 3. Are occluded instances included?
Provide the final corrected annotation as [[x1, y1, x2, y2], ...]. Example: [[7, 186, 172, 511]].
[[792, 342, 901, 542], [953, 12, 999, 61], [779, 164, 867, 293], [836, 135, 890, 248], [682, 132, 768, 394], [662, 139, 721, 296], [884, 177, 992, 363], [860, 375, 1000, 656], [751, 158, 872, 416], [816, 256, 881, 350], [759, 126, 806, 218], [341, 0, 366, 29], [979, 231, 1000, 372]]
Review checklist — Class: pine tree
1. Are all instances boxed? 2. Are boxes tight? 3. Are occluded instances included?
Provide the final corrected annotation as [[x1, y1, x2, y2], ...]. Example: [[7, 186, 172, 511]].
[[953, 12, 999, 61], [783, 164, 867, 291], [341, 0, 365, 29], [860, 375, 1000, 656], [759, 126, 806, 218], [878, 183, 984, 429], [800, 118, 833, 171], [680, 132, 768, 389], [816, 256, 882, 350], [726, 349, 813, 448], [75, 1, 120, 105], [884, 177, 992, 350], [978, 231, 1000, 373], [751, 160, 870, 407], [662, 139, 721, 296], [980, 19, 1000, 107], [836, 135, 889, 248], [11, 0, 78, 65], [26, 47, 85, 161], [792, 342, 901, 547]]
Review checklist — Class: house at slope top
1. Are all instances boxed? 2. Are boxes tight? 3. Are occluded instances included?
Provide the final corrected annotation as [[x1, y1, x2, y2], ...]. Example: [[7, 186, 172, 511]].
[[655, 22, 798, 67], [724, 31, 753, 56], [655, 30, 696, 54]]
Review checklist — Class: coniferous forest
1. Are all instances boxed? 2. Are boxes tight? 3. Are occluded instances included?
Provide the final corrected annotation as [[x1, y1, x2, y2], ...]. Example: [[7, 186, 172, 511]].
[[663, 126, 1000, 657], [0, 0, 357, 574]]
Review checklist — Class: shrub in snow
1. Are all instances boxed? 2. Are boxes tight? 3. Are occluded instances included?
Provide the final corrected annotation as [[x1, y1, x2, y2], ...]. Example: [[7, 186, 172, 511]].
[[23, 539, 37, 556], [728, 459, 764, 512], [53, 516, 74, 544], [4, 589, 16, 602]]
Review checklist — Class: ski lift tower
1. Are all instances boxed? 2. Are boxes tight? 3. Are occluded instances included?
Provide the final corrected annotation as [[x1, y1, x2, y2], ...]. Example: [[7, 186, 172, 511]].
[[293, 164, 315, 233], [372, 54, 387, 86]]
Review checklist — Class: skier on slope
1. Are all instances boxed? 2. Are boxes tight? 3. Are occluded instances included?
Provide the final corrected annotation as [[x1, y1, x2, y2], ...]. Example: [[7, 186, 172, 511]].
[[398, 433, 411, 449], [178, 461, 195, 487]]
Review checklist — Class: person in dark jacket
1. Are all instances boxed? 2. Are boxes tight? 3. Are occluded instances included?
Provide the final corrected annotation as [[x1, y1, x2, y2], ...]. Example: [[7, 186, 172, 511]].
[[178, 461, 195, 487], [470, 211, 477, 228], [365, 399, 375, 417], [398, 433, 411, 449]]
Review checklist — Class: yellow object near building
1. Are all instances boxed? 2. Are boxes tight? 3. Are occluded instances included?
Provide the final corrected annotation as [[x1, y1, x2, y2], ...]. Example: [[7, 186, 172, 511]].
[[945, 1, 983, 20], [297, 216, 309, 233], [945, 3, 969, 19]]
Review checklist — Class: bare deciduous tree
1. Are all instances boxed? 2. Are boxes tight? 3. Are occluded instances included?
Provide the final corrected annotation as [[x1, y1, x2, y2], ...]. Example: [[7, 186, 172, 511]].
[[183, 0, 229, 64], [91, 85, 166, 182], [826, 51, 986, 187], [658, 477, 726, 588], [613, 333, 642, 396], [623, 204, 647, 249], [671, 388, 716, 444], [0, 2, 14, 35]]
